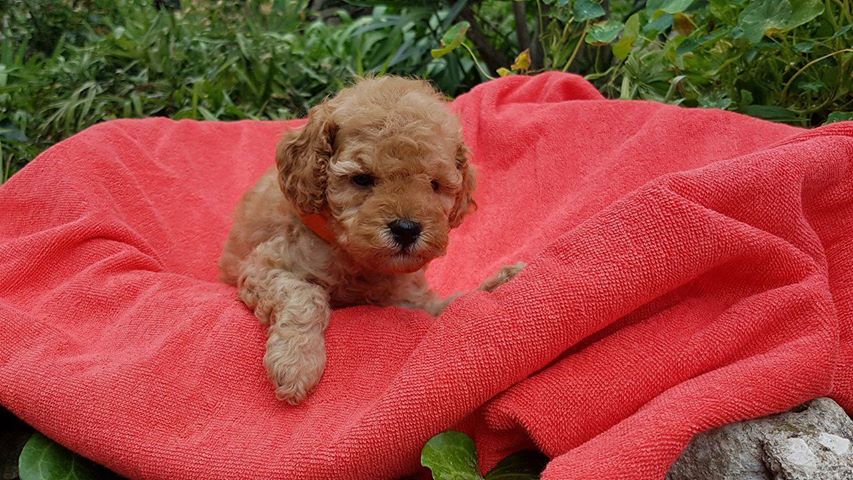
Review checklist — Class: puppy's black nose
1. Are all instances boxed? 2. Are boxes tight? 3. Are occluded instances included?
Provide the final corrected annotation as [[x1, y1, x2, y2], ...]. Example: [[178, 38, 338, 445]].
[[388, 219, 421, 247]]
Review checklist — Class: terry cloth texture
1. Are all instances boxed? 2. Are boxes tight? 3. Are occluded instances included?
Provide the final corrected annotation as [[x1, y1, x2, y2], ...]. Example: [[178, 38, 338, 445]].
[[1, 72, 851, 479]]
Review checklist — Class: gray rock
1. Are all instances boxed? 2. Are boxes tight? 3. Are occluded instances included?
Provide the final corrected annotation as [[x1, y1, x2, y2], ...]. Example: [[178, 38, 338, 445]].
[[817, 433, 851, 455], [764, 437, 819, 478], [667, 398, 853, 480]]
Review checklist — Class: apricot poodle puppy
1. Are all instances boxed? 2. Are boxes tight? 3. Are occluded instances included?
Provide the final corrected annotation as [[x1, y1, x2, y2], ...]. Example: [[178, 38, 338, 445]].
[[219, 76, 523, 404]]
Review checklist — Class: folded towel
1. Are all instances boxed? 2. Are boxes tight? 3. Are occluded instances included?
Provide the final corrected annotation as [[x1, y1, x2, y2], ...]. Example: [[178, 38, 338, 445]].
[[1, 72, 850, 479]]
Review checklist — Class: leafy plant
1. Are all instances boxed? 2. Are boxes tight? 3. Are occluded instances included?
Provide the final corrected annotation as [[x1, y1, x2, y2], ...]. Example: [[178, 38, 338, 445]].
[[18, 433, 119, 480], [420, 0, 852, 126], [2, 0, 852, 184], [0, 0, 477, 183], [421, 431, 548, 480], [826, 111, 853, 123]]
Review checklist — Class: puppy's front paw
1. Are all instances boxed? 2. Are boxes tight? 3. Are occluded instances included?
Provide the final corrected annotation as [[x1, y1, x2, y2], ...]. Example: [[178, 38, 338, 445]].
[[479, 261, 526, 292], [264, 329, 326, 405]]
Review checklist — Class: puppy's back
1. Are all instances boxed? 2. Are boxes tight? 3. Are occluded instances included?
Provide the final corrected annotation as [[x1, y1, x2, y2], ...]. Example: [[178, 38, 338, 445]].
[[219, 169, 291, 284]]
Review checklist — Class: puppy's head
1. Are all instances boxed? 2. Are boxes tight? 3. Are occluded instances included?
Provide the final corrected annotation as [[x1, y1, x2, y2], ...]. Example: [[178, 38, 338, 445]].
[[276, 76, 475, 274]]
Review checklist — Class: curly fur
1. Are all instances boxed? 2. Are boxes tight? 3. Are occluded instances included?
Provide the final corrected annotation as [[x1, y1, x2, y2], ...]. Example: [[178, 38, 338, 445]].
[[219, 76, 523, 404]]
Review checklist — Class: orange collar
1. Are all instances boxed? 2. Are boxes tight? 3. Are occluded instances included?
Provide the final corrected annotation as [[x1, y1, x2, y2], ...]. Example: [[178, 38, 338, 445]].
[[299, 213, 336, 244]]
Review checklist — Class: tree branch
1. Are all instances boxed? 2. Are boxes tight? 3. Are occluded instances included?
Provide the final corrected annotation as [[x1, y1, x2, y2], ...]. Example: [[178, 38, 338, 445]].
[[512, 1, 531, 52]]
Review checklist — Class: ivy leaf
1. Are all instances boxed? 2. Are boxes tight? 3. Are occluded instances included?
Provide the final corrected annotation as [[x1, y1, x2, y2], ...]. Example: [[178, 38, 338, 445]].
[[18, 433, 117, 480], [612, 13, 640, 60], [572, 0, 605, 22], [484, 450, 549, 479], [646, 0, 693, 14], [421, 431, 483, 480], [737, 0, 824, 44], [738, 0, 790, 43], [698, 91, 732, 109], [782, 0, 825, 32], [643, 12, 673, 35], [431, 21, 470, 59], [825, 112, 853, 124], [586, 20, 624, 45]]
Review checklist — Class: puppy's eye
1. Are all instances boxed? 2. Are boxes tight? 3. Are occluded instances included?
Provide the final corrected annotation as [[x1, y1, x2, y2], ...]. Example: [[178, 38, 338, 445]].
[[431, 179, 440, 192], [352, 174, 375, 187]]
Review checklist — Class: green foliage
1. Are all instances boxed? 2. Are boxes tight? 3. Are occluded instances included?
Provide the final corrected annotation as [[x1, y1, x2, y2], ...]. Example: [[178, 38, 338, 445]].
[[529, 0, 851, 124], [390, 0, 850, 127], [586, 20, 624, 45], [737, 0, 824, 44], [432, 22, 472, 59], [421, 431, 481, 480], [0, 0, 476, 182], [421, 431, 548, 480], [826, 111, 853, 123], [573, 0, 606, 22], [18, 433, 119, 480], [1, 0, 851, 185]]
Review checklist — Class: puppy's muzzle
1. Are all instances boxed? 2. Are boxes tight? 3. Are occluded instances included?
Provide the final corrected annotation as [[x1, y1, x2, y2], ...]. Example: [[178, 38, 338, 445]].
[[387, 219, 421, 248]]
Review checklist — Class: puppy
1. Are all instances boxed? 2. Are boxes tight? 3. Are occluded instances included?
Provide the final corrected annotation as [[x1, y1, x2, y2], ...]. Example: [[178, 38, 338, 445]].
[[219, 76, 523, 404]]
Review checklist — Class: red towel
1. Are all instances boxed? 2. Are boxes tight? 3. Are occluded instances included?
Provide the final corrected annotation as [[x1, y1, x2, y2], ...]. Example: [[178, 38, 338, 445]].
[[1, 72, 851, 479]]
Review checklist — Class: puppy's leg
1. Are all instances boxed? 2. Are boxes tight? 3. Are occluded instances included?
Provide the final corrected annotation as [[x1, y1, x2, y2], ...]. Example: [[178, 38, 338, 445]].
[[238, 238, 330, 404], [402, 262, 527, 316], [479, 261, 526, 292]]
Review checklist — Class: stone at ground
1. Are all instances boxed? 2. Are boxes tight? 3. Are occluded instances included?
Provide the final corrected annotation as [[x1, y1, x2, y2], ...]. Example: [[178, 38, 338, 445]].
[[667, 397, 853, 480]]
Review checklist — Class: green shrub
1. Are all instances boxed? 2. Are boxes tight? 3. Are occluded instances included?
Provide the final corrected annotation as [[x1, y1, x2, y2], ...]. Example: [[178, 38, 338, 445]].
[[0, 0, 476, 182], [1, 0, 850, 183], [431, 0, 851, 125], [541, 0, 852, 124]]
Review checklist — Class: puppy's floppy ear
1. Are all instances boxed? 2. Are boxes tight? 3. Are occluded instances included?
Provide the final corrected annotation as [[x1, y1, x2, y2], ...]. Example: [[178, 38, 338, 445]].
[[276, 103, 337, 214], [449, 143, 477, 228]]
